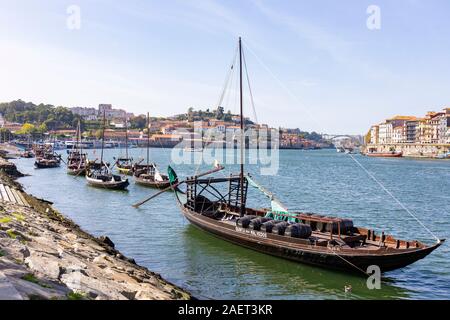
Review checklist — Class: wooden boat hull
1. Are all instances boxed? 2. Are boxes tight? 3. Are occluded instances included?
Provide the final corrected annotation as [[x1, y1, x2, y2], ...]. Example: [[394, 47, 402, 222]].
[[86, 176, 129, 190], [367, 152, 403, 158], [135, 177, 171, 189], [117, 167, 133, 175], [34, 161, 61, 169], [180, 206, 443, 274], [67, 168, 86, 176]]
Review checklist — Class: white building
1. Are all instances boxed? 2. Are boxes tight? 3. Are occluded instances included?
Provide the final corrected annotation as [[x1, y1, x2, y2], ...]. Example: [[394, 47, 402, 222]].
[[98, 104, 127, 120], [369, 125, 379, 144], [392, 125, 406, 143], [70, 107, 98, 120], [438, 108, 450, 144], [378, 122, 393, 144]]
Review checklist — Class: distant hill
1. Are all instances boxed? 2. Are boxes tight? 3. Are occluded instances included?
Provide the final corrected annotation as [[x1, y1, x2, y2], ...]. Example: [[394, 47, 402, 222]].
[[0, 100, 80, 130]]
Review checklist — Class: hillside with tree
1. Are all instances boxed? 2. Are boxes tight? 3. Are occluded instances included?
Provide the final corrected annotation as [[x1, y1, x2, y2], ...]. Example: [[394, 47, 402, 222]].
[[0, 100, 81, 130]]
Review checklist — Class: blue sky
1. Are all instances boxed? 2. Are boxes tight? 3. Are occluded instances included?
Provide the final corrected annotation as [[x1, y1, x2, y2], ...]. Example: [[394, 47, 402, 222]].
[[1, 0, 450, 134]]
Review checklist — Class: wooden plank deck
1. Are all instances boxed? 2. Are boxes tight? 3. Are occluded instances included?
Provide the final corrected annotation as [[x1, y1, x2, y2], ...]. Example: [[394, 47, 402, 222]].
[[16, 191, 30, 207], [0, 184, 10, 202], [0, 184, 30, 207], [10, 188, 25, 206], [4, 186, 17, 204]]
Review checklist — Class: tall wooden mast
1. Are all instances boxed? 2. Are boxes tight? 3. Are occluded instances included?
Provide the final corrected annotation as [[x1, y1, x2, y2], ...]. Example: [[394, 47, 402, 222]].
[[146, 112, 150, 165], [239, 37, 245, 216], [125, 116, 129, 160], [100, 109, 106, 165]]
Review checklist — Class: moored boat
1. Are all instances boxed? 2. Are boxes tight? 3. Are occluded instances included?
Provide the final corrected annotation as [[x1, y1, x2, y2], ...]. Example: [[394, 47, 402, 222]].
[[67, 120, 88, 176], [86, 164, 129, 190], [366, 151, 403, 158], [34, 157, 61, 168], [86, 110, 129, 190], [133, 112, 172, 189], [115, 116, 134, 175], [34, 141, 61, 169]]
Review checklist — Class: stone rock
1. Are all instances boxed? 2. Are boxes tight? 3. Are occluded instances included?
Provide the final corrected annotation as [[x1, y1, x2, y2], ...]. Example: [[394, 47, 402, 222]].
[[24, 252, 62, 281], [98, 236, 115, 248]]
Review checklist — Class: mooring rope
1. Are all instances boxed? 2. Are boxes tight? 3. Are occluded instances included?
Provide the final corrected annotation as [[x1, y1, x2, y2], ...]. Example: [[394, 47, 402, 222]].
[[348, 154, 440, 242]]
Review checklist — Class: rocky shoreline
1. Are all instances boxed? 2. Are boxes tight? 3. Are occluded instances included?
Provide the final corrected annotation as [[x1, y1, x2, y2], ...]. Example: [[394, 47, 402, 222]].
[[0, 153, 192, 300]]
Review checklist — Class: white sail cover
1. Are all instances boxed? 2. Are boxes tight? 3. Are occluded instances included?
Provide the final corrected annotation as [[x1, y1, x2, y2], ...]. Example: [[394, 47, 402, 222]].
[[245, 174, 288, 213], [154, 166, 164, 182]]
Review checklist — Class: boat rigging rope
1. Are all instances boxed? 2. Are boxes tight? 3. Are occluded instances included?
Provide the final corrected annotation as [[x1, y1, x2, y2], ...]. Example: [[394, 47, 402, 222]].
[[216, 44, 239, 113], [241, 47, 259, 125], [329, 250, 370, 276], [348, 154, 440, 242]]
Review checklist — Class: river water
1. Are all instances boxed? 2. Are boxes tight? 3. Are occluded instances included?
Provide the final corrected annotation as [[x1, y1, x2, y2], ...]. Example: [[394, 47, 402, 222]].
[[11, 148, 450, 299]]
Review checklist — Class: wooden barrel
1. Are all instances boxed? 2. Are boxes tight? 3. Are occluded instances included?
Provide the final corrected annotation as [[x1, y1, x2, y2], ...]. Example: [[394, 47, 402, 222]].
[[272, 222, 289, 236], [285, 223, 312, 239], [325, 218, 354, 234], [314, 215, 326, 232], [236, 215, 258, 228], [249, 217, 272, 231], [260, 220, 283, 233]]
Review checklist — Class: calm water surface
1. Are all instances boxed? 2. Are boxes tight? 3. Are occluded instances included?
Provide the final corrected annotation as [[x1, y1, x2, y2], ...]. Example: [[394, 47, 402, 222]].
[[12, 148, 450, 299]]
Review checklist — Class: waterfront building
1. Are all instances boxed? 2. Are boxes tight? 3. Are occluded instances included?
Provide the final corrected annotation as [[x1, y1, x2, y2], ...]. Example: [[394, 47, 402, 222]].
[[365, 107, 450, 157], [392, 125, 406, 143], [378, 122, 392, 144], [438, 108, 450, 144], [406, 120, 419, 143], [370, 125, 379, 145]]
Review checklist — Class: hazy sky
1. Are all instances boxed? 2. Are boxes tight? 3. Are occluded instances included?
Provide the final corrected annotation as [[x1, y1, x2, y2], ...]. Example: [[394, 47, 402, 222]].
[[1, 0, 450, 134]]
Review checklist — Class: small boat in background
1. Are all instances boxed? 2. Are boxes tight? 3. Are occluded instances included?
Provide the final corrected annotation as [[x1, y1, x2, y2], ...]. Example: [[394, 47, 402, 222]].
[[34, 138, 62, 169], [21, 149, 34, 158], [366, 151, 403, 158], [115, 116, 134, 175], [86, 162, 129, 190], [34, 152, 61, 168], [134, 113, 172, 189], [86, 110, 129, 190], [67, 120, 88, 176], [435, 152, 450, 159]]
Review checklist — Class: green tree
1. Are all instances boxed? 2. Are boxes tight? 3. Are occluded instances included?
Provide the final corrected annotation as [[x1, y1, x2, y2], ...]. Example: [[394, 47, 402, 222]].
[[37, 123, 48, 133], [129, 115, 147, 129], [215, 106, 224, 120], [16, 123, 37, 135]]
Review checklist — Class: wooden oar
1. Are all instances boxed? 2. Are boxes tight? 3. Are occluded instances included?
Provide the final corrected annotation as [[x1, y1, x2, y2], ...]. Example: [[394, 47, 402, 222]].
[[132, 165, 224, 208], [57, 153, 67, 165]]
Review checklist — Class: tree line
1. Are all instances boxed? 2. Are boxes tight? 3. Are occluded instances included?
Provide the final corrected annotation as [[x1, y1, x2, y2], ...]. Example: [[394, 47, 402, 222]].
[[0, 99, 82, 131]]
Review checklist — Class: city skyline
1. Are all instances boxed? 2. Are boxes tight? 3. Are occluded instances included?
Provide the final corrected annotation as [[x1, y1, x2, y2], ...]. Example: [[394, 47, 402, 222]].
[[1, 1, 450, 134]]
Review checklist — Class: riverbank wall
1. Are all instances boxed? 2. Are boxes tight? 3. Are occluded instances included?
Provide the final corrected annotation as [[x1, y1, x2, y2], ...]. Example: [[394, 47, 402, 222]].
[[0, 151, 192, 300], [364, 143, 450, 158]]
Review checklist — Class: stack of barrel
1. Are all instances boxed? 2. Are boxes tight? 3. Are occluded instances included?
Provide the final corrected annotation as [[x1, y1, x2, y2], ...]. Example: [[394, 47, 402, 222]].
[[299, 213, 354, 235], [236, 216, 312, 239]]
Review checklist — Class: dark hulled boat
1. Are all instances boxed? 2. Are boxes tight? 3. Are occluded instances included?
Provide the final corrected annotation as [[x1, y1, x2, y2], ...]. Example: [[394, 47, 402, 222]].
[[67, 151, 88, 176], [115, 116, 134, 175], [34, 157, 61, 168], [34, 144, 61, 169], [139, 37, 444, 275], [367, 151, 403, 158], [86, 110, 129, 190], [67, 120, 88, 176], [116, 157, 134, 175], [167, 168, 443, 273], [86, 162, 129, 190], [134, 163, 171, 189], [133, 112, 172, 189]]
